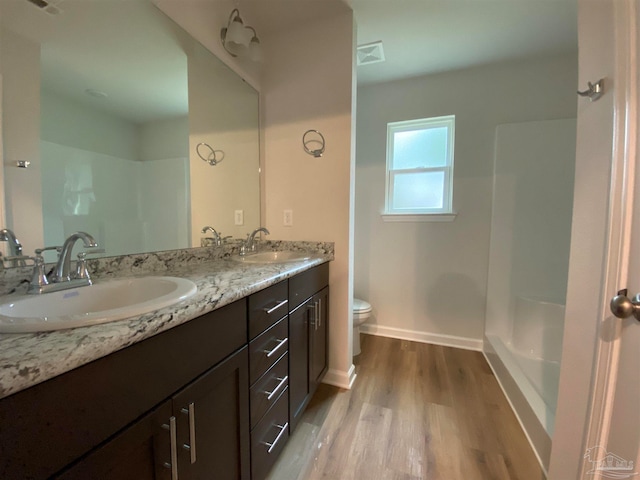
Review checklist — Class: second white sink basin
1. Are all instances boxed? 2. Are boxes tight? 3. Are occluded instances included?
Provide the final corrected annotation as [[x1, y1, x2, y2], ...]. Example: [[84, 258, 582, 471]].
[[232, 251, 313, 264], [0, 276, 197, 333]]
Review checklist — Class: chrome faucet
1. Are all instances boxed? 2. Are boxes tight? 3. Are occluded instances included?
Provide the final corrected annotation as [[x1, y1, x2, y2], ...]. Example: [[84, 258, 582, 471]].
[[0, 228, 26, 267], [0, 228, 23, 257], [241, 227, 270, 256], [202, 226, 222, 246], [53, 232, 98, 282]]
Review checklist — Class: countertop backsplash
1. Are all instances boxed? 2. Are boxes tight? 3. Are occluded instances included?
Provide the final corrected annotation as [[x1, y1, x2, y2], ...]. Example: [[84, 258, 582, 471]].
[[0, 240, 334, 297]]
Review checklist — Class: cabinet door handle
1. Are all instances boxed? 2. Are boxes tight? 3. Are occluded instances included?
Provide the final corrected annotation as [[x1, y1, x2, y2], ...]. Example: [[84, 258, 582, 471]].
[[264, 299, 288, 315], [314, 301, 319, 331], [308, 302, 317, 330], [318, 298, 322, 328], [264, 375, 288, 401], [180, 403, 197, 464], [161, 416, 179, 480], [263, 422, 289, 454], [264, 337, 288, 358]]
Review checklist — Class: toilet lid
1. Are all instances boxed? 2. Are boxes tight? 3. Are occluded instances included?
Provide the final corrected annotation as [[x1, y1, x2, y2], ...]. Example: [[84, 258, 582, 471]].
[[353, 298, 372, 314]]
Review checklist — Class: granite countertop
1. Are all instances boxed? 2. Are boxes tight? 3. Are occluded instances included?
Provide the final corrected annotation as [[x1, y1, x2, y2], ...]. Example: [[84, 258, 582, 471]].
[[0, 252, 332, 400]]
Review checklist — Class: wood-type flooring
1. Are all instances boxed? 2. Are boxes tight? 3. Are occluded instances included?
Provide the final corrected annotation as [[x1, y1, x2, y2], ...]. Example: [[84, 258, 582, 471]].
[[268, 334, 546, 480]]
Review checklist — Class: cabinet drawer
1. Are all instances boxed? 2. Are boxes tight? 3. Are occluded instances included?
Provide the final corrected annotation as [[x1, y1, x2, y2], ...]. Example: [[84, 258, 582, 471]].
[[249, 316, 288, 384], [248, 280, 289, 340], [288, 263, 329, 311], [251, 389, 289, 480], [250, 353, 288, 428]]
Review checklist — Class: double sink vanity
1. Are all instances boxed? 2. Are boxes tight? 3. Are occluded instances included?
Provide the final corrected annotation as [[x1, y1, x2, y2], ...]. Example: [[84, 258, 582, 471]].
[[0, 241, 333, 480]]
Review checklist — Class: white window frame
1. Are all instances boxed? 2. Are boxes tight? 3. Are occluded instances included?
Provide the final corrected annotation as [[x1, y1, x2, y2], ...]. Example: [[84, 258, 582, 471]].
[[383, 115, 456, 221]]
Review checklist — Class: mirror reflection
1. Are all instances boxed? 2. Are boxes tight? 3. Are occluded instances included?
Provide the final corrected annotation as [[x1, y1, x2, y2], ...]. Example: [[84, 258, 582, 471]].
[[0, 0, 260, 262]]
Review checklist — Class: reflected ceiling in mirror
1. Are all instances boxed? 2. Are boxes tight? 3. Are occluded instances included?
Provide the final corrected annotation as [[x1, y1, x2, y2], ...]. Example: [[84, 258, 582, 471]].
[[0, 0, 260, 263]]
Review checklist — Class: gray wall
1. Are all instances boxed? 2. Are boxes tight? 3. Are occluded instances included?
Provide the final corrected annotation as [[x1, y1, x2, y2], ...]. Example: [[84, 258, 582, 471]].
[[355, 53, 578, 346]]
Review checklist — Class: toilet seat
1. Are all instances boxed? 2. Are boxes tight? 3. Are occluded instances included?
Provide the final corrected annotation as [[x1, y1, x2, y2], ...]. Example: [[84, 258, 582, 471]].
[[353, 298, 372, 315], [353, 299, 371, 356]]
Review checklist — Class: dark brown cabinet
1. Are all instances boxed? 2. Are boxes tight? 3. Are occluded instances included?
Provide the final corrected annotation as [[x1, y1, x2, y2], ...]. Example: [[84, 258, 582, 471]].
[[59, 348, 250, 480], [309, 287, 329, 393], [288, 264, 329, 433], [0, 300, 248, 480], [172, 347, 250, 480], [57, 400, 174, 480], [247, 281, 290, 480], [288, 300, 311, 431], [0, 263, 329, 480]]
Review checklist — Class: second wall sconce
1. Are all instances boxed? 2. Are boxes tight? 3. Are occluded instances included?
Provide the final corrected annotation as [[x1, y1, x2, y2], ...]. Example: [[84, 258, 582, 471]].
[[221, 8, 262, 62], [197, 143, 225, 166], [303, 130, 326, 158]]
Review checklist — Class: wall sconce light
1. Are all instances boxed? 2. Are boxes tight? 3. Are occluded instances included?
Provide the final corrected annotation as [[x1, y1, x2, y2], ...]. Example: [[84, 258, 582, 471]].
[[221, 9, 262, 62]]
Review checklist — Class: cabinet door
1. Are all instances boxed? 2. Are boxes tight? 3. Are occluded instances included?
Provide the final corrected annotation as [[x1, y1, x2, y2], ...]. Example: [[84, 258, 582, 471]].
[[172, 346, 250, 480], [56, 400, 174, 480], [309, 287, 329, 391], [288, 301, 310, 432]]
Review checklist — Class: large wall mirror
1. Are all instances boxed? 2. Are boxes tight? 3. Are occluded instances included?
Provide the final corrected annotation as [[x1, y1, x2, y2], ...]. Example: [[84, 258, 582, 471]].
[[0, 0, 260, 263]]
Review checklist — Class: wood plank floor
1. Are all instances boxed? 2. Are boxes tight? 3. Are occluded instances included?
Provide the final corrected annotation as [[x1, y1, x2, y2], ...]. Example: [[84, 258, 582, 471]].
[[268, 334, 546, 480]]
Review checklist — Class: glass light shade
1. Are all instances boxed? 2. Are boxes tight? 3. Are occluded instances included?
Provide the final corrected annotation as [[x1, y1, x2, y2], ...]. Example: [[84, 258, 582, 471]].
[[227, 16, 249, 46], [225, 39, 247, 57], [249, 37, 262, 62]]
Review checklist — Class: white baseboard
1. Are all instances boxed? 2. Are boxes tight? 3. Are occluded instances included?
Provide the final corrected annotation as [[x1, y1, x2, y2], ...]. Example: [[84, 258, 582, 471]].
[[360, 324, 483, 351], [321, 364, 357, 390]]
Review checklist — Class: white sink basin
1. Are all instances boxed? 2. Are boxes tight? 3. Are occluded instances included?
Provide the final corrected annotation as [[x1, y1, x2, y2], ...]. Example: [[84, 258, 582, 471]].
[[232, 251, 313, 264], [0, 276, 197, 333]]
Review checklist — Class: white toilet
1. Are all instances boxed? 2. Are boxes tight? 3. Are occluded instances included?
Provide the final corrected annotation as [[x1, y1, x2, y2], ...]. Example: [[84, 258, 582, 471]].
[[353, 298, 372, 356]]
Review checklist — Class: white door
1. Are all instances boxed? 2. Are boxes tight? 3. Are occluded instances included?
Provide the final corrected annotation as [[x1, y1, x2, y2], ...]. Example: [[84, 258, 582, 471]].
[[550, 0, 640, 478]]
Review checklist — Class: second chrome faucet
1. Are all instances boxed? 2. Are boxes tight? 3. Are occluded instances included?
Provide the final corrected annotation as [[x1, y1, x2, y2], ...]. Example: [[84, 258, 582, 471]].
[[240, 227, 270, 256]]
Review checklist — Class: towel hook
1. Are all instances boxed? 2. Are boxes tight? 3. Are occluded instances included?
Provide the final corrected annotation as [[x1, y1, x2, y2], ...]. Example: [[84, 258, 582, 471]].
[[577, 79, 604, 102], [196, 142, 225, 166], [303, 130, 326, 158]]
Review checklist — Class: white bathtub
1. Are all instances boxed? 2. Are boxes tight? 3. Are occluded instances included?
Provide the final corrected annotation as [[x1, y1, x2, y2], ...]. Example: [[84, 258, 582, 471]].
[[512, 296, 565, 363], [484, 295, 566, 468], [510, 296, 564, 413]]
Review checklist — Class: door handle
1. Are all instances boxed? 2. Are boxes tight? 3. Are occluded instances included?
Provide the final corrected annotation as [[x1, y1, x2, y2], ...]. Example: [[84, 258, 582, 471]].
[[610, 289, 640, 321]]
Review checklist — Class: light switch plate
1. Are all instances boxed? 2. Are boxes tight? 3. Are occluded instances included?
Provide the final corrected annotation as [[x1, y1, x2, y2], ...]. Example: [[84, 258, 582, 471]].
[[283, 209, 293, 226], [234, 210, 244, 226]]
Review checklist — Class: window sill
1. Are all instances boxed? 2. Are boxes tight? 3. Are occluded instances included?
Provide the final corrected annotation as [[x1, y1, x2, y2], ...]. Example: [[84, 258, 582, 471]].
[[381, 212, 457, 223]]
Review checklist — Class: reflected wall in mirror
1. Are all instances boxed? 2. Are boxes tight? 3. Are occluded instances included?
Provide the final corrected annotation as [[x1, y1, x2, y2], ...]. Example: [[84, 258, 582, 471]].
[[0, 0, 260, 263]]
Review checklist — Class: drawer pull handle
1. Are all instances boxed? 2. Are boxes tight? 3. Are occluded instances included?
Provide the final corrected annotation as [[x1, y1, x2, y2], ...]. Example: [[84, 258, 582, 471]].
[[161, 416, 179, 480], [264, 299, 288, 315], [180, 403, 197, 464], [263, 422, 289, 454], [265, 375, 288, 401], [264, 338, 288, 358]]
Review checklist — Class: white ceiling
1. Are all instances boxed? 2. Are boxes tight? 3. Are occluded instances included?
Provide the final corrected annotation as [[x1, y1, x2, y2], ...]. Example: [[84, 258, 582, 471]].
[[351, 0, 578, 85], [0, 0, 578, 121], [1, 0, 191, 124]]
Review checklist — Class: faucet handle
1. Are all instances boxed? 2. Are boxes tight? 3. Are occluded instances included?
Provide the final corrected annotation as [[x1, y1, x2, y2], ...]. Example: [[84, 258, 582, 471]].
[[27, 254, 49, 294], [82, 247, 105, 255], [74, 248, 103, 280], [35, 246, 62, 256], [74, 252, 92, 282], [215, 234, 233, 246]]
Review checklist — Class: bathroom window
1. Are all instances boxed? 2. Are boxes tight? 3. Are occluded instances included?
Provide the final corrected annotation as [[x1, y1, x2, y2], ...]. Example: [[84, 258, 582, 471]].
[[383, 115, 455, 221]]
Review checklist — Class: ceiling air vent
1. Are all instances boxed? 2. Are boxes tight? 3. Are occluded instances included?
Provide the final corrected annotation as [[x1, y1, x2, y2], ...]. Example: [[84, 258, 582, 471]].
[[26, 0, 63, 15], [357, 41, 385, 66]]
